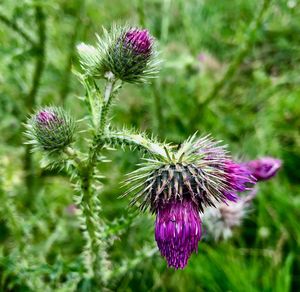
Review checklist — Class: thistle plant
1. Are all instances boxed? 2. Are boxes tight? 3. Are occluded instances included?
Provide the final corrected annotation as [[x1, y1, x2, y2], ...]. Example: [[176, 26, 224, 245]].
[[24, 25, 270, 288]]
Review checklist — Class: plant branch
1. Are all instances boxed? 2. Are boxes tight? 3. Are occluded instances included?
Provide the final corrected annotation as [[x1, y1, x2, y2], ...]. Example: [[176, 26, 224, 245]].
[[76, 77, 118, 285], [24, 6, 46, 197], [98, 72, 116, 135], [0, 10, 37, 47], [98, 130, 170, 158], [26, 6, 46, 109]]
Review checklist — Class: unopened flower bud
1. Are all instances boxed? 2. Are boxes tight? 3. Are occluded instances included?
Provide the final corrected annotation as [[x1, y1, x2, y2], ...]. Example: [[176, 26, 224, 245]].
[[244, 157, 282, 181], [25, 107, 75, 152], [77, 26, 159, 83], [124, 29, 152, 56]]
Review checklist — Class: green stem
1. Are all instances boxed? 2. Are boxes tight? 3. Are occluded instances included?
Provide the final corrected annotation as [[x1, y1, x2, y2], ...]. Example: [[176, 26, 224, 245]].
[[98, 130, 169, 159], [77, 75, 117, 285], [0, 10, 37, 46], [24, 6, 46, 198], [99, 72, 116, 135]]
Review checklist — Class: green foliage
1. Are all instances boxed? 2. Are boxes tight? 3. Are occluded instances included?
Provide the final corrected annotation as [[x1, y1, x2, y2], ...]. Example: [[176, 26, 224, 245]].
[[0, 0, 299, 291]]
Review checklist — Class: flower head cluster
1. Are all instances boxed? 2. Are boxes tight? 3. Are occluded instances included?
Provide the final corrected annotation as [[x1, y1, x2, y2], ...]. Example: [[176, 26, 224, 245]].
[[125, 135, 255, 269], [77, 25, 159, 83], [25, 107, 75, 152]]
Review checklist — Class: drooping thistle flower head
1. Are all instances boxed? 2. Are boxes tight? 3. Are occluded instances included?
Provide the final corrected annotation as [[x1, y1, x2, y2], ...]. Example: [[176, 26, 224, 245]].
[[125, 134, 255, 269], [25, 107, 75, 152], [77, 25, 159, 83], [244, 157, 282, 181]]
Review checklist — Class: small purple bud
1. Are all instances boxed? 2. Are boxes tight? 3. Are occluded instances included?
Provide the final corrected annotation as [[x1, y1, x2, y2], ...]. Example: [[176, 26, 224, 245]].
[[244, 157, 282, 181], [28, 107, 75, 151], [155, 199, 201, 269], [37, 110, 59, 125], [125, 29, 152, 55]]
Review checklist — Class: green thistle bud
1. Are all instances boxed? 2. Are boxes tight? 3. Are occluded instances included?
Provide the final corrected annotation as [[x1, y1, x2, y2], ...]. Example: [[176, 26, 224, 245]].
[[25, 107, 75, 152], [77, 25, 160, 83]]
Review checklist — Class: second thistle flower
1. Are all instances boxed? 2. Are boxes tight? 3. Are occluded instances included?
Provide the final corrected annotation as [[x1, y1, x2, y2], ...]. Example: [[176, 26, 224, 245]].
[[77, 26, 159, 83]]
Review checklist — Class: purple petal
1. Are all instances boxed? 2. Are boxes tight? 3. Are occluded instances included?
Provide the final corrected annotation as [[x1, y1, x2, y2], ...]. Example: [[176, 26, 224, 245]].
[[155, 199, 201, 269]]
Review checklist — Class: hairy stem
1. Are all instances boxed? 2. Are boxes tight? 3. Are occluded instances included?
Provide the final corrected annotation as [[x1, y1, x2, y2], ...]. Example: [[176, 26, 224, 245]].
[[99, 72, 116, 135], [98, 130, 169, 159], [77, 76, 117, 285]]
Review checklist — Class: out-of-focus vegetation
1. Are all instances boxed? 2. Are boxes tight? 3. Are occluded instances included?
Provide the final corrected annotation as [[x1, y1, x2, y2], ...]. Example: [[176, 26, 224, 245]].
[[0, 0, 299, 291]]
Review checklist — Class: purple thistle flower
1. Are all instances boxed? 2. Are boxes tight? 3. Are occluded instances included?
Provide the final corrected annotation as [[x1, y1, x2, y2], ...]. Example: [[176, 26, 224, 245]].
[[155, 199, 201, 269], [126, 135, 256, 269], [244, 157, 282, 181], [37, 110, 59, 125], [125, 29, 152, 56]]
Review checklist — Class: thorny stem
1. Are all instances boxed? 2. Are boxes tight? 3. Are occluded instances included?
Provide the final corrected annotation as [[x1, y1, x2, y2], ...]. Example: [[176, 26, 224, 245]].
[[199, 0, 271, 108], [98, 131, 169, 159], [99, 72, 116, 135], [77, 73, 117, 285]]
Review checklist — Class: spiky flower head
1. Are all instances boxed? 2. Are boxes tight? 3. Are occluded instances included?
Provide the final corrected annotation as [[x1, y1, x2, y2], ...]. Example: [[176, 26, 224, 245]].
[[244, 157, 282, 181], [125, 134, 255, 269], [77, 25, 159, 83], [25, 107, 75, 152]]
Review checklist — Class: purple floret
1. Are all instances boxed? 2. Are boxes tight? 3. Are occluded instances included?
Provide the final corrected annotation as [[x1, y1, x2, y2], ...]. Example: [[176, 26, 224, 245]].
[[37, 110, 58, 125], [155, 199, 201, 269], [125, 29, 152, 55], [223, 160, 256, 202]]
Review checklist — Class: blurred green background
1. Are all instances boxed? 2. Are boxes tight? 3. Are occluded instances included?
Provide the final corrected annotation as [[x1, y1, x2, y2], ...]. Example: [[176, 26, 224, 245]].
[[0, 0, 300, 291]]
